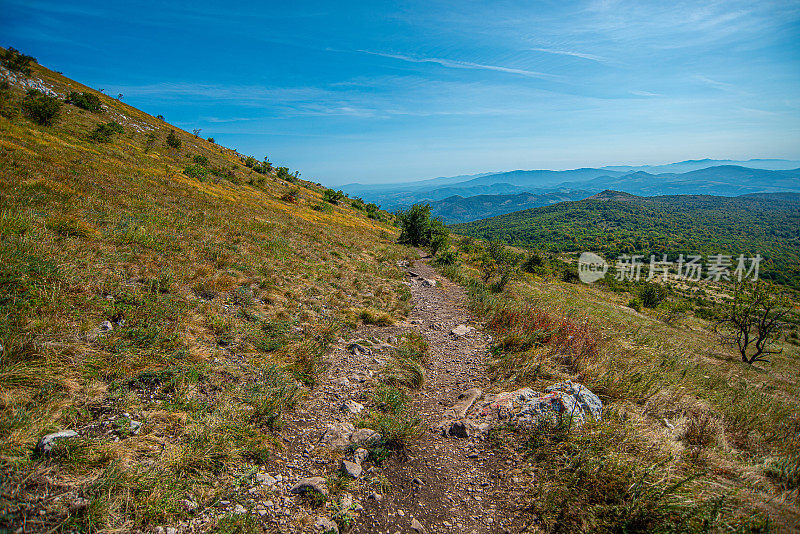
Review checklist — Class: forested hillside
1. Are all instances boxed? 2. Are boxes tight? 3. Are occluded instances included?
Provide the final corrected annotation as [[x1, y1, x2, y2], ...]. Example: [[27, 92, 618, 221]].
[[452, 191, 800, 289]]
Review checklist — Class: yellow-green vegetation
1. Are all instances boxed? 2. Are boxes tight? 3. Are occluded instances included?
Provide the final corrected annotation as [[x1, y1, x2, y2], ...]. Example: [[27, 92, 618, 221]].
[[0, 51, 414, 531], [437, 241, 800, 530]]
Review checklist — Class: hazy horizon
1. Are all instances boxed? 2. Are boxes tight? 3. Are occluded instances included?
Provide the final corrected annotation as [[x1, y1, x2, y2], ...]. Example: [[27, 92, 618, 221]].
[[4, 0, 799, 186]]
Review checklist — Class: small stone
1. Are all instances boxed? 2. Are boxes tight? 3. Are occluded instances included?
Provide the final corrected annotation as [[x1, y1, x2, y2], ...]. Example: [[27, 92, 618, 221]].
[[341, 460, 362, 479], [154, 528, 166, 534], [368, 492, 383, 501], [129, 420, 142, 435], [321, 422, 355, 449], [350, 428, 381, 447], [181, 499, 198, 512], [99, 320, 113, 332], [166, 528, 176, 534], [256, 473, 277, 486], [352, 448, 369, 464], [314, 517, 339, 534], [349, 343, 372, 356], [290, 477, 328, 496], [450, 324, 474, 337], [332, 377, 350, 387], [411, 518, 425, 532], [412, 477, 423, 485], [339, 493, 353, 511], [35, 430, 79, 455], [233, 504, 246, 514], [69, 497, 89, 512], [342, 400, 364, 414], [421, 278, 437, 287]]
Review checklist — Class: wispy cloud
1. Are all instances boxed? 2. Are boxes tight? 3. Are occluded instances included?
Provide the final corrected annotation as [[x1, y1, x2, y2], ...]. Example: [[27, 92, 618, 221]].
[[352, 50, 560, 80], [694, 74, 738, 93], [529, 47, 606, 63], [629, 90, 662, 97]]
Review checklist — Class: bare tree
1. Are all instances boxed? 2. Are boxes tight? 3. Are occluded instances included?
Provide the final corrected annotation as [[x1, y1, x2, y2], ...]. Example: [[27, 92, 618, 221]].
[[192, 128, 202, 137], [716, 281, 791, 364]]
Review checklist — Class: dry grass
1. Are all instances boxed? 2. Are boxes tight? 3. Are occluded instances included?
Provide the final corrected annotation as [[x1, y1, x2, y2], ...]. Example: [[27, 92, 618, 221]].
[[438, 245, 800, 530], [0, 53, 412, 531]]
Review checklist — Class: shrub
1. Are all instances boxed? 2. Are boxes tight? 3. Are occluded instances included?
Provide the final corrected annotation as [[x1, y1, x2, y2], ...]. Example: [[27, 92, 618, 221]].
[[281, 188, 300, 203], [165, 130, 181, 148], [628, 298, 642, 312], [207, 137, 215, 143], [276, 166, 294, 183], [90, 121, 124, 143], [561, 265, 580, 284], [192, 154, 209, 166], [396, 204, 431, 247], [433, 248, 458, 266], [312, 202, 333, 213], [21, 89, 61, 126], [323, 189, 345, 204], [66, 91, 101, 112], [638, 282, 666, 308], [144, 132, 157, 152], [1, 47, 36, 75], [183, 164, 208, 179]]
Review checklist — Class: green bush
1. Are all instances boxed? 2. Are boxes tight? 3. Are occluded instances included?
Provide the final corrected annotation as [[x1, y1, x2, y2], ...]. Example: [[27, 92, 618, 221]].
[[433, 248, 458, 266], [276, 166, 294, 183], [193, 154, 209, 166], [165, 130, 181, 148], [21, 89, 61, 126], [183, 164, 208, 179], [1, 48, 36, 75], [629, 298, 642, 312], [66, 91, 102, 112], [90, 121, 123, 143], [207, 137, 215, 143], [323, 189, 345, 204], [312, 202, 333, 213], [638, 282, 666, 308]]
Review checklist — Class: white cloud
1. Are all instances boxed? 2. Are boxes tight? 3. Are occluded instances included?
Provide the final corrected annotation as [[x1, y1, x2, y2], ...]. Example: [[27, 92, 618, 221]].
[[352, 50, 560, 80]]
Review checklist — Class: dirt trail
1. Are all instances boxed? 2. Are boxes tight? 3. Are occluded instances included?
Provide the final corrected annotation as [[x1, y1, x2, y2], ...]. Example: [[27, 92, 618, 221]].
[[277, 257, 507, 534]]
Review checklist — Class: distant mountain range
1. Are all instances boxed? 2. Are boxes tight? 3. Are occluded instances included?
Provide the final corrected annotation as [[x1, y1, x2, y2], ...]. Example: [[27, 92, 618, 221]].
[[428, 190, 591, 223], [340, 159, 800, 222]]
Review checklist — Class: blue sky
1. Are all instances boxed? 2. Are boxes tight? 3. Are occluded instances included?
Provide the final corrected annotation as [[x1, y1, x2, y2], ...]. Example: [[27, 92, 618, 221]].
[[3, 0, 800, 185]]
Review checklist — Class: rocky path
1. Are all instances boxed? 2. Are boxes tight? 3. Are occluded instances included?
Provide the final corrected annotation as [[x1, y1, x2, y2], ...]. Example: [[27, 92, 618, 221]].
[[354, 258, 502, 534], [259, 256, 507, 534]]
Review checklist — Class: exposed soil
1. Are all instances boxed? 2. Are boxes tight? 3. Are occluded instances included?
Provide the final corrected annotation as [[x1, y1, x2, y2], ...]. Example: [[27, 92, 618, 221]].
[[276, 256, 512, 533]]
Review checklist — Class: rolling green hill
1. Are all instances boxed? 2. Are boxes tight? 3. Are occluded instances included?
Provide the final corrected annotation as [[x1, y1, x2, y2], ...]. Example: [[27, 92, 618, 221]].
[[451, 190, 800, 289]]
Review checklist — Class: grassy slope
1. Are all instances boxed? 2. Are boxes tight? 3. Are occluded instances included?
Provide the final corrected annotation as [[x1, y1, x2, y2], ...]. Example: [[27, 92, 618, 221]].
[[451, 193, 800, 290], [0, 56, 413, 530], [437, 244, 800, 531]]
